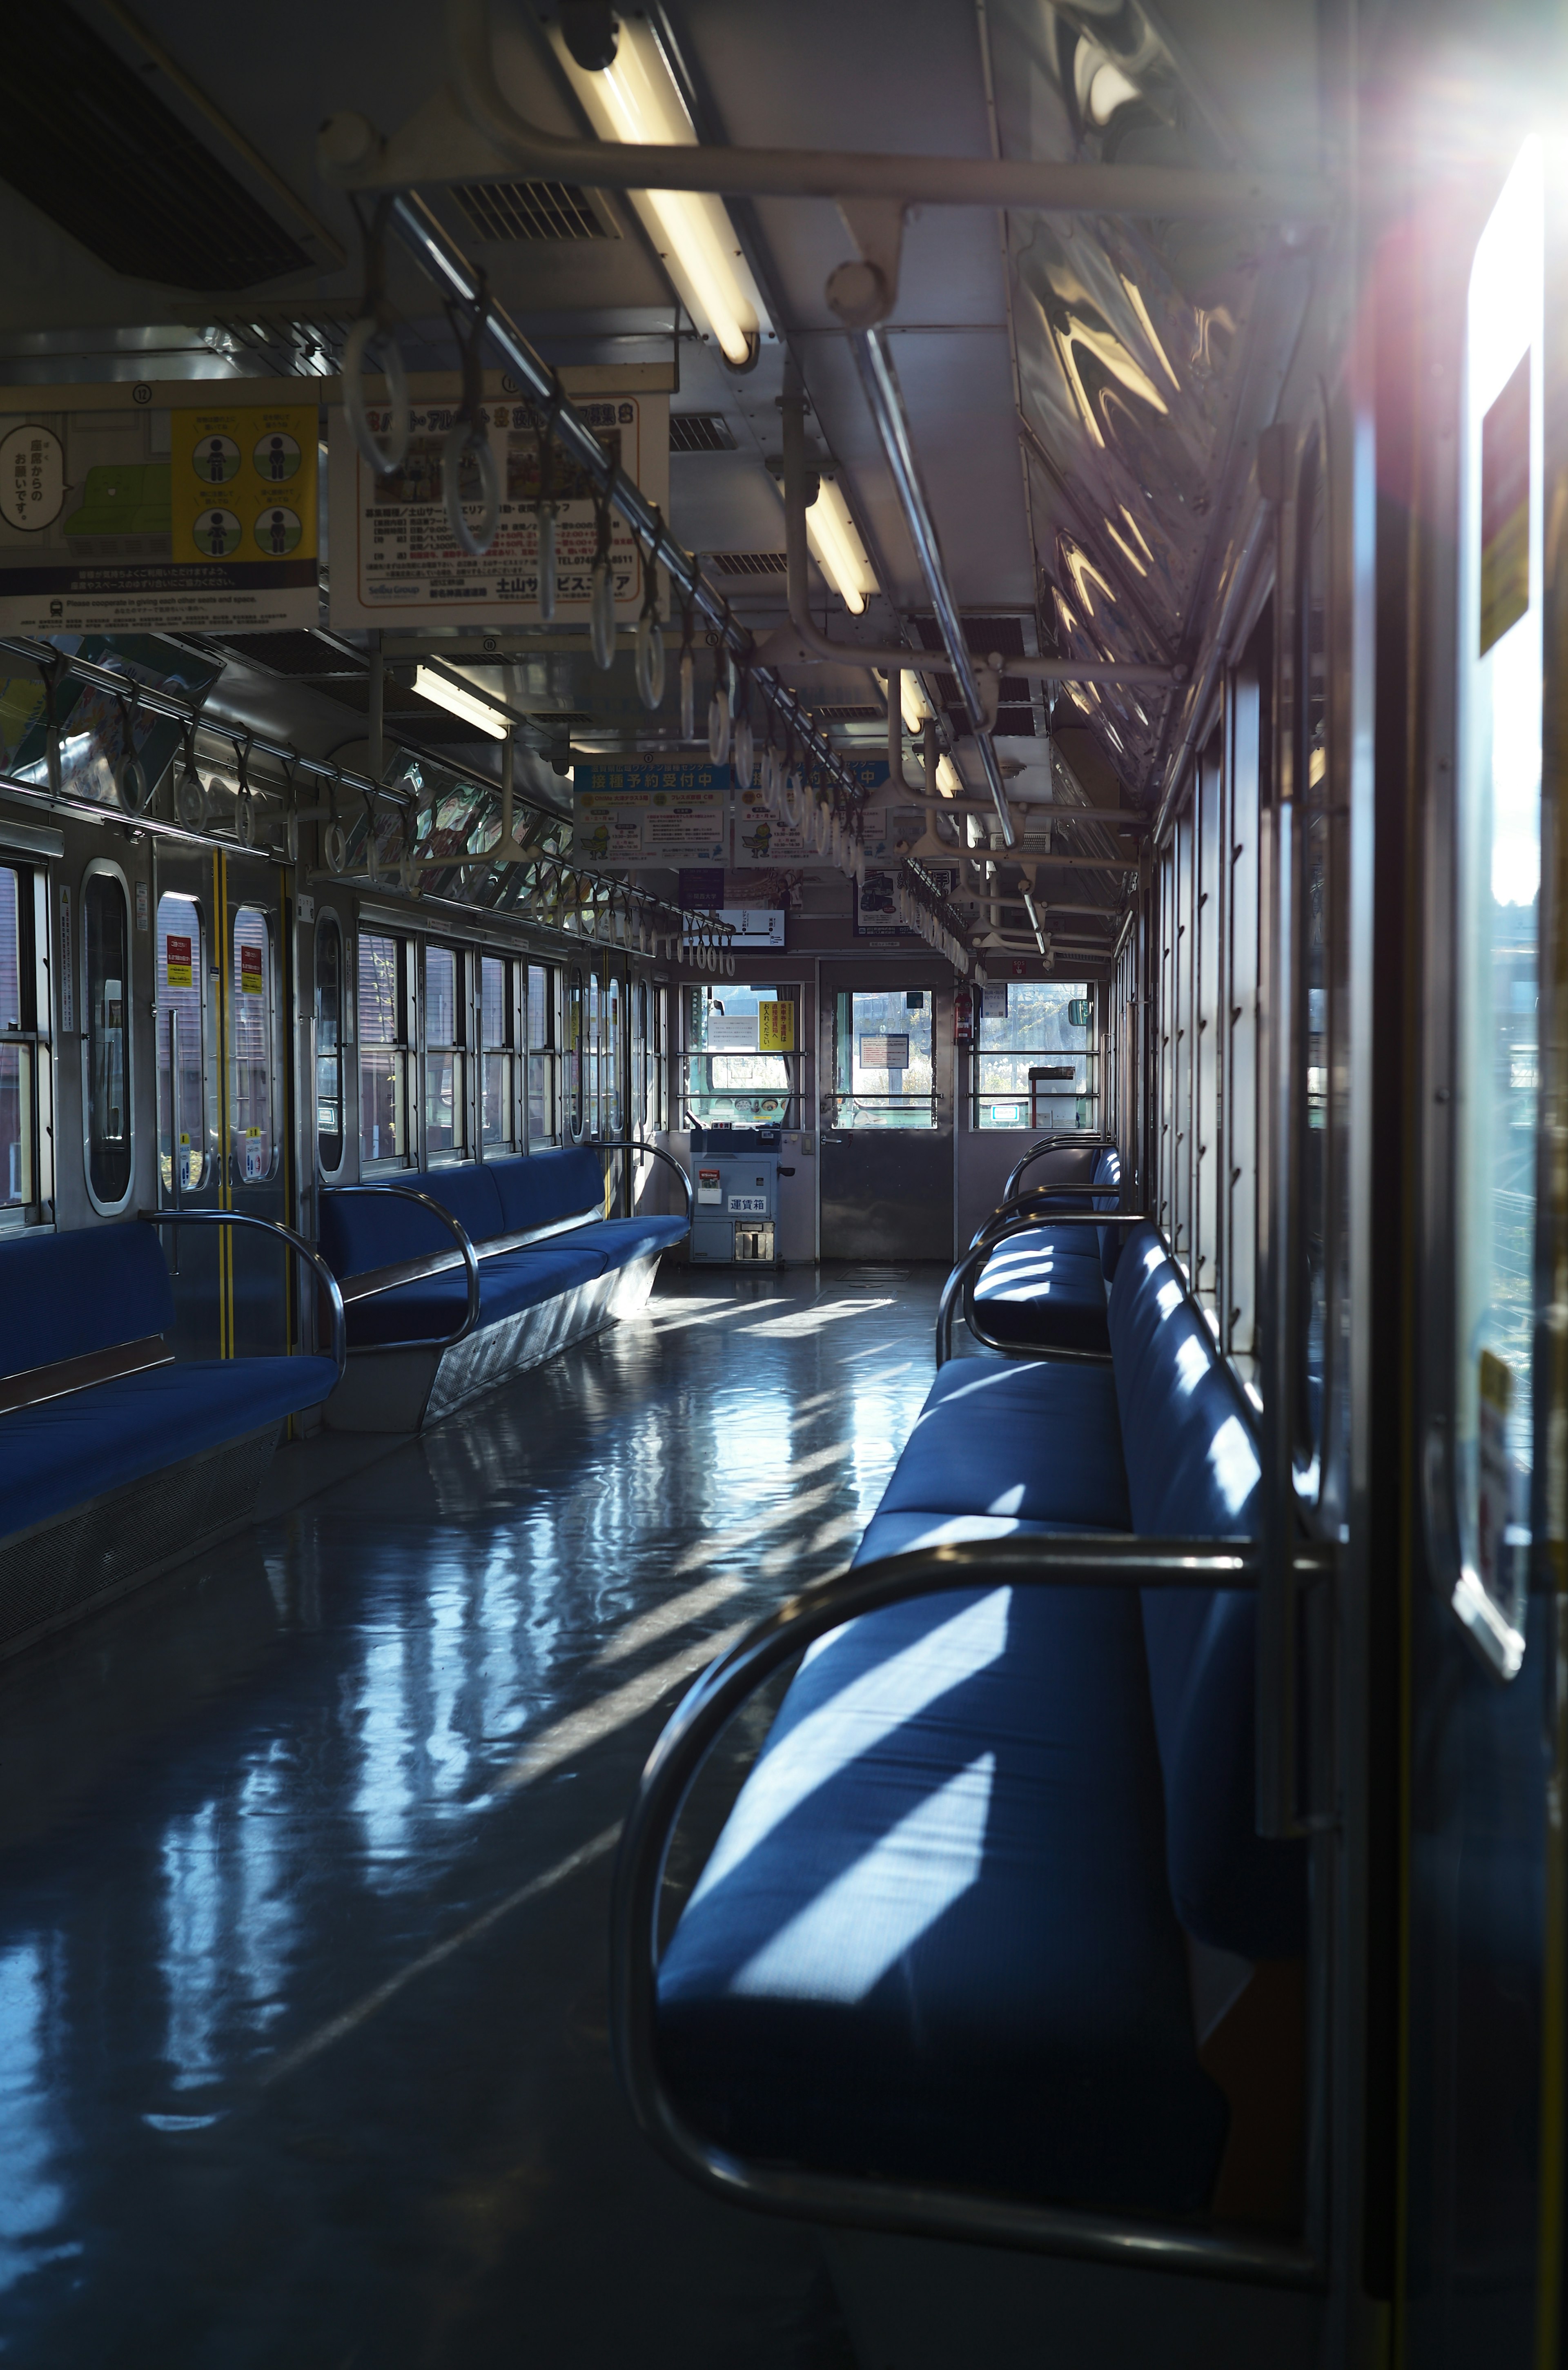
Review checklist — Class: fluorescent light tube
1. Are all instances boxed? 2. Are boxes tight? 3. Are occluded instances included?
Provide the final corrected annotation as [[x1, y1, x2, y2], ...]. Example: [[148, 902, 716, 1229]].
[[548, 19, 764, 369], [804, 474, 877, 614], [414, 666, 508, 740], [875, 668, 932, 734]]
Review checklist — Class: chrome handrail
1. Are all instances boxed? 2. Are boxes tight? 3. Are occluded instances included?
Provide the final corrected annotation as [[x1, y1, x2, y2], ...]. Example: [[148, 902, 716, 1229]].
[[583, 1136, 695, 1225], [937, 1212, 1149, 1368], [971, 1181, 1124, 1252], [609, 1530, 1321, 2288], [138, 1207, 347, 1383], [1002, 1134, 1115, 1203], [321, 1184, 482, 1352]]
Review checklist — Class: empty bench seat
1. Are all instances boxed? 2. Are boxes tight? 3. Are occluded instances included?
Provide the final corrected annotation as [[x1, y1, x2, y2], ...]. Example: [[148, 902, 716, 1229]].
[[970, 1143, 1123, 1354], [318, 1147, 689, 1432], [0, 1221, 339, 1655], [651, 1224, 1304, 2216]]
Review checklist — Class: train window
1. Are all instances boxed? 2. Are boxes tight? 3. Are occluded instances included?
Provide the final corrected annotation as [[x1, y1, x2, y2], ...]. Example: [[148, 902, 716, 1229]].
[[586, 969, 602, 1138], [633, 978, 650, 1134], [605, 972, 623, 1139], [973, 980, 1093, 1129], [657, 985, 670, 1132], [423, 942, 467, 1161], [1452, 137, 1544, 1660], [82, 866, 132, 1211], [359, 930, 410, 1167], [0, 863, 35, 1214], [527, 960, 558, 1147], [230, 906, 276, 1184], [565, 968, 584, 1140], [685, 985, 795, 1126], [481, 953, 515, 1151], [833, 988, 934, 1129], [156, 891, 206, 1194], [315, 914, 344, 1177]]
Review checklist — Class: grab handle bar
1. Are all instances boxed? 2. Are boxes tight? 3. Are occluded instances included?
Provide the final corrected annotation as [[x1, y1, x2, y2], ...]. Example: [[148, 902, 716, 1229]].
[[138, 1207, 347, 1383]]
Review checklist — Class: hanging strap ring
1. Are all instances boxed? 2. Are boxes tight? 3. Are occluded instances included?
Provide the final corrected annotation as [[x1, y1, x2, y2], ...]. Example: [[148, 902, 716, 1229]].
[[635, 511, 666, 711], [112, 683, 152, 814], [441, 283, 501, 557], [534, 379, 562, 621], [281, 748, 301, 866], [233, 732, 259, 848], [343, 196, 410, 476], [175, 717, 206, 830]]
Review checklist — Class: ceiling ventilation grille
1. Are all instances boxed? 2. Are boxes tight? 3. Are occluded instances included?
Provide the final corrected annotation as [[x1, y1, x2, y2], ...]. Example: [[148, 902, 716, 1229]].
[[670, 413, 737, 453], [813, 704, 882, 723], [452, 180, 611, 241], [710, 551, 788, 578], [2, 5, 311, 290]]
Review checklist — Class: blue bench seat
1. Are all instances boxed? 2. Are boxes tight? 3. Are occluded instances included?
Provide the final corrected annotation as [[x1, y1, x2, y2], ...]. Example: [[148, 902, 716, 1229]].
[[344, 1236, 610, 1349], [651, 1223, 1305, 2218], [971, 1144, 1123, 1353]]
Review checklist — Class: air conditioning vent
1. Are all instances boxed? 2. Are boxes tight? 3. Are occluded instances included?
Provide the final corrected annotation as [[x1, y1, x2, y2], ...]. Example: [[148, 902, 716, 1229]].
[[2, 5, 311, 290], [451, 180, 615, 242], [710, 552, 788, 577], [670, 413, 737, 454], [813, 705, 882, 723]]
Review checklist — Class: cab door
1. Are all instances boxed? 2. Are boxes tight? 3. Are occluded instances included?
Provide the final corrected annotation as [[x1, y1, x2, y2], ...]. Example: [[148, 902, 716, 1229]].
[[819, 965, 954, 1262]]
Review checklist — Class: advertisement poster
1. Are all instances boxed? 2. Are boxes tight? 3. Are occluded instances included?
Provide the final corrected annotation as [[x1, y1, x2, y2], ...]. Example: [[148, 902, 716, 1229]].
[[329, 366, 669, 630], [733, 752, 891, 867], [574, 760, 725, 866], [0, 382, 319, 633]]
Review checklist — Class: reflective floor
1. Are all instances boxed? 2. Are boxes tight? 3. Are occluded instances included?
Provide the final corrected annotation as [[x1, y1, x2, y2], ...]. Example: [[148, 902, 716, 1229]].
[[0, 1266, 945, 2368]]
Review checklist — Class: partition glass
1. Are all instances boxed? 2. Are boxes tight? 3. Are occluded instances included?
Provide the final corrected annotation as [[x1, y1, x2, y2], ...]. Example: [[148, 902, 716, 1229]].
[[230, 904, 276, 1183], [156, 890, 206, 1192]]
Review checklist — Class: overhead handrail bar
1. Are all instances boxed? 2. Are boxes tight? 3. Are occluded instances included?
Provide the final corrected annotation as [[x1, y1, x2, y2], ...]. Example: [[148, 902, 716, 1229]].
[[138, 1207, 348, 1384], [608, 1527, 1325, 2288]]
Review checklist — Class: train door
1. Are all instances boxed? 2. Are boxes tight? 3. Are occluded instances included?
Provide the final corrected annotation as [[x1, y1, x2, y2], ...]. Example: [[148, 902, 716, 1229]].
[[820, 966, 954, 1261], [152, 845, 292, 1356]]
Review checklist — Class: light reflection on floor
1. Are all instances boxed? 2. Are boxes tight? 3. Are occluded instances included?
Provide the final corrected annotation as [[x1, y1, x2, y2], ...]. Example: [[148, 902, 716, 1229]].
[[0, 1263, 943, 2366]]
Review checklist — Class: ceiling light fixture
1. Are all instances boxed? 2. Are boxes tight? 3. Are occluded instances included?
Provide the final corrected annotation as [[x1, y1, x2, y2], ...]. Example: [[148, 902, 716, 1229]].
[[413, 665, 509, 739], [797, 472, 878, 615], [547, 17, 764, 367]]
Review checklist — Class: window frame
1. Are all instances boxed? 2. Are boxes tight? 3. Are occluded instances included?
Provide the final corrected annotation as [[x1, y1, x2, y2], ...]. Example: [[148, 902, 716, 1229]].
[[480, 949, 520, 1155], [526, 958, 560, 1150], [358, 927, 414, 1172], [156, 887, 211, 1198], [80, 858, 135, 1217], [229, 900, 281, 1189], [314, 907, 347, 1180], [421, 938, 470, 1165], [0, 858, 45, 1229], [968, 980, 1098, 1132]]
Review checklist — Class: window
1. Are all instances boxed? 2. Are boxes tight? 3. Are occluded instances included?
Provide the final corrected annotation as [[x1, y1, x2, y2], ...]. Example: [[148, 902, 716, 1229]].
[[1451, 137, 1544, 1666], [156, 890, 207, 1193], [605, 972, 623, 1139], [565, 967, 585, 1140], [481, 953, 516, 1151], [315, 914, 345, 1176], [972, 981, 1094, 1130], [423, 942, 466, 1160], [633, 979, 650, 1136], [833, 987, 933, 1129], [360, 930, 411, 1166], [527, 961, 558, 1147], [83, 867, 132, 1210], [586, 968, 602, 1138], [685, 985, 796, 1126], [230, 905, 276, 1184], [0, 864, 37, 1215]]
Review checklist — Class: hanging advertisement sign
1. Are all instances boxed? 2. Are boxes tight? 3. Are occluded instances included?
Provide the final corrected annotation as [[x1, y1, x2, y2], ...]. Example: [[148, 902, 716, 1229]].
[[733, 753, 892, 867], [328, 366, 669, 630], [0, 381, 320, 634], [573, 759, 726, 866]]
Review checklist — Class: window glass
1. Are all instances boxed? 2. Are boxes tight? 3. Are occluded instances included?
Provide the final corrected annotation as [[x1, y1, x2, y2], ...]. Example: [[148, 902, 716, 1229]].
[[634, 979, 650, 1134], [84, 870, 131, 1206], [0, 866, 31, 1207], [1453, 136, 1544, 1661], [833, 988, 934, 1129], [231, 905, 275, 1183], [684, 985, 794, 1126], [606, 973, 623, 1138], [424, 942, 466, 1159], [527, 961, 557, 1147], [359, 931, 409, 1165], [481, 953, 514, 1150], [587, 970, 602, 1138], [316, 915, 344, 1175], [566, 969, 584, 1139], [156, 891, 206, 1192], [974, 980, 1093, 1129]]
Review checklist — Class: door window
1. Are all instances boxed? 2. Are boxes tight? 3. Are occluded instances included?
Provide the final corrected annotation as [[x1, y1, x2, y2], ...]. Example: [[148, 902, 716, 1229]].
[[0, 865, 35, 1213], [230, 905, 276, 1183], [315, 914, 344, 1176], [833, 988, 935, 1129], [973, 980, 1094, 1129], [156, 891, 206, 1192], [1452, 136, 1544, 1665], [83, 868, 132, 1209]]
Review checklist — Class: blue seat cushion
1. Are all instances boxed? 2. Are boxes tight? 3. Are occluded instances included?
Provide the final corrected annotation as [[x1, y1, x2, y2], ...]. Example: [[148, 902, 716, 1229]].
[[0, 1222, 174, 1377], [344, 1238, 609, 1349], [320, 1166, 505, 1279], [656, 1582, 1229, 2212], [566, 1213, 688, 1268], [0, 1355, 339, 1542], [1109, 1226, 1306, 1959], [488, 1148, 605, 1236], [878, 1358, 1129, 1531], [972, 1236, 1109, 1352]]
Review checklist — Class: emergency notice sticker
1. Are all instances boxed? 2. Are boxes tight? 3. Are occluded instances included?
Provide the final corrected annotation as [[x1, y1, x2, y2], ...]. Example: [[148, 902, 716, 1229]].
[[328, 368, 669, 630], [0, 381, 318, 634]]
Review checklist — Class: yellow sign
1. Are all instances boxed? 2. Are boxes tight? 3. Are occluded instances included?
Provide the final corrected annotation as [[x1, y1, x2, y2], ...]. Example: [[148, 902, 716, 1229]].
[[172, 403, 317, 572], [757, 1000, 795, 1053]]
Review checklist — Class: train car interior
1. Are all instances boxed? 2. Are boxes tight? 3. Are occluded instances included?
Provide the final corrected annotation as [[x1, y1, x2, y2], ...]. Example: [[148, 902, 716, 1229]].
[[0, 1, 1566, 2363]]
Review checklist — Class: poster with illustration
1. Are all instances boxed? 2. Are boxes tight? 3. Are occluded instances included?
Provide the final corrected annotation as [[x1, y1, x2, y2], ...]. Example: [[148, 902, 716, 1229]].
[[0, 382, 318, 632], [572, 761, 726, 866]]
